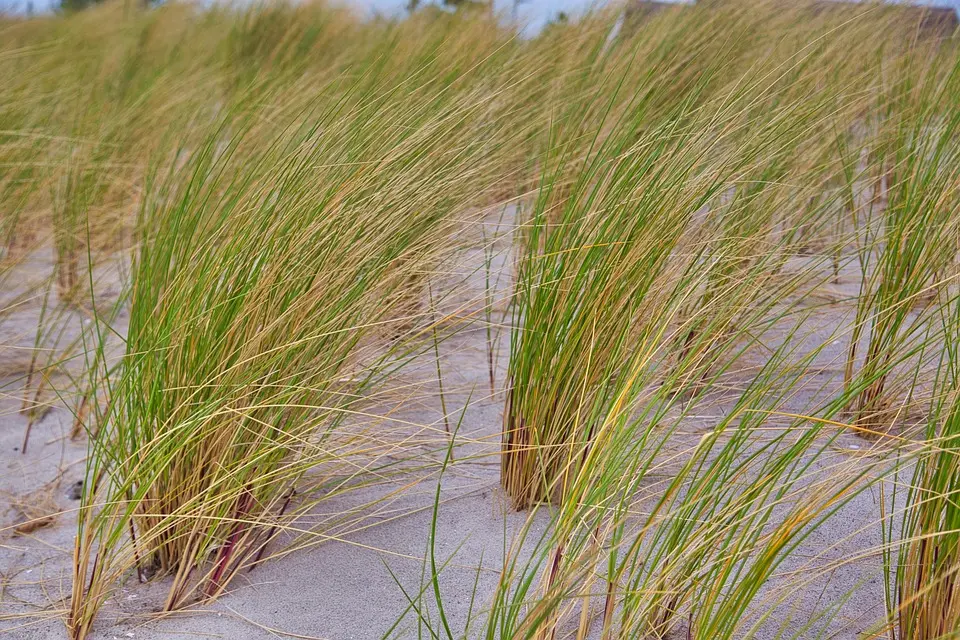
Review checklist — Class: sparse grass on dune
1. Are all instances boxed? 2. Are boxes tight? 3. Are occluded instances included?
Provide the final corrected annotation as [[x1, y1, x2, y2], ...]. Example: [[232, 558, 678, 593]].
[[2, 2, 960, 639]]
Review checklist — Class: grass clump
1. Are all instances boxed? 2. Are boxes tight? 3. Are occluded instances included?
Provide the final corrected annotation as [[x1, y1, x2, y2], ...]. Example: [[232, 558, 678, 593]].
[[65, 9, 523, 638]]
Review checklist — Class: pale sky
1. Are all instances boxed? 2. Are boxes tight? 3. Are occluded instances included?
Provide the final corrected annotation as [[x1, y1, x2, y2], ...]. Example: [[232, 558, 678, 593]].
[[6, 0, 960, 37], [1, 0, 628, 34], [342, 0, 960, 17]]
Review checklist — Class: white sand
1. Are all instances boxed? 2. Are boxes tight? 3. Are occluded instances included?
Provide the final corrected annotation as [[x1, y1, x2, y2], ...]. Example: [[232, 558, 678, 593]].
[[0, 209, 903, 639]]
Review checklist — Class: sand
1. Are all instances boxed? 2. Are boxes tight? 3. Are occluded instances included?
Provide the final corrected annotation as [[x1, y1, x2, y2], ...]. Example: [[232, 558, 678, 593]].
[[0, 207, 909, 639]]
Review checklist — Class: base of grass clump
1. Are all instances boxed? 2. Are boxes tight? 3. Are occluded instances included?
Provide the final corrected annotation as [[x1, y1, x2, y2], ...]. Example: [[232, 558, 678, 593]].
[[849, 387, 928, 441], [500, 389, 579, 510], [501, 411, 546, 510]]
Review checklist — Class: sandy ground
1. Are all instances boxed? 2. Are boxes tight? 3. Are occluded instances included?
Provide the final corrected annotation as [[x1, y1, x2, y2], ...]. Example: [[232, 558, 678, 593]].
[[0, 206, 920, 640]]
